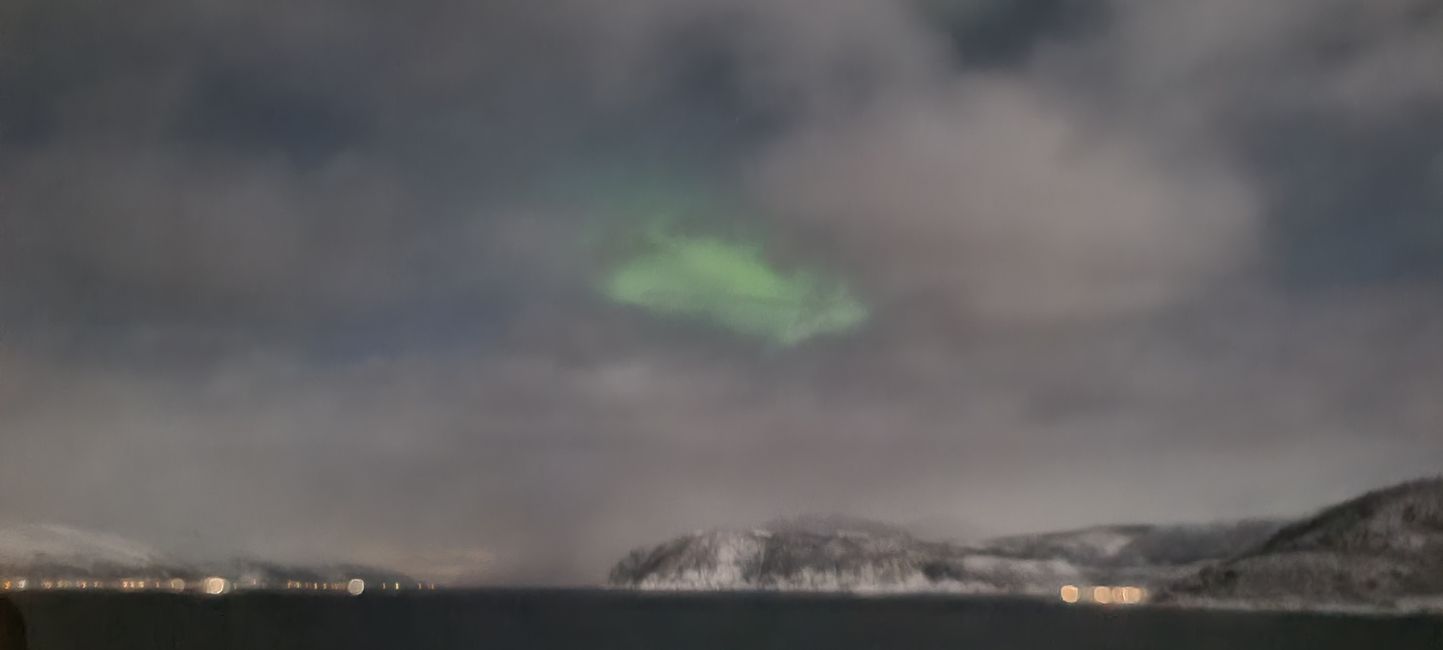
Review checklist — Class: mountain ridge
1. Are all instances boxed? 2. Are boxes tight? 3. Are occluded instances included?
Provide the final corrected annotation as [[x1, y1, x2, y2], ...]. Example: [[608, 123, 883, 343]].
[[1163, 477, 1443, 610], [610, 477, 1443, 612], [0, 522, 416, 587], [609, 516, 1282, 594]]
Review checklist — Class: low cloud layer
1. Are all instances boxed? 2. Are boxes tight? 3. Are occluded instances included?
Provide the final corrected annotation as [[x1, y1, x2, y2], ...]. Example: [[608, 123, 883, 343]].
[[2, 0, 1441, 583], [757, 80, 1257, 323]]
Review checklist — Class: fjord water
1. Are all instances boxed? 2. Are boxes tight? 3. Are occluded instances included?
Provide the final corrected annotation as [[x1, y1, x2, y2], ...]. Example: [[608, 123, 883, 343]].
[[9, 591, 1441, 650]]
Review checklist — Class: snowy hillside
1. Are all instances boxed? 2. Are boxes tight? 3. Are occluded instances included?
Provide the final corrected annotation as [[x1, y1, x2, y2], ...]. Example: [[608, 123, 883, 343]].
[[983, 520, 1284, 568], [1165, 477, 1443, 610], [608, 516, 1277, 593], [608, 527, 1082, 594], [0, 524, 173, 577], [0, 522, 415, 585]]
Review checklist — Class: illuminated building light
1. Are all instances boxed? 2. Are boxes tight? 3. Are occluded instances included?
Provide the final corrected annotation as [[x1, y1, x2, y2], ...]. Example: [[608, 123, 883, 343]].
[[169, 578, 187, 591], [202, 577, 232, 596], [1059, 585, 1080, 604], [14, 580, 26, 590], [1111, 587, 1128, 603], [1092, 586, 1112, 604], [347, 579, 365, 596]]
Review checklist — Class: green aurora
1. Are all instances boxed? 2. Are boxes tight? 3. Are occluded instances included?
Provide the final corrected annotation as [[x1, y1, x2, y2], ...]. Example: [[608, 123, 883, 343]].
[[601, 222, 869, 346]]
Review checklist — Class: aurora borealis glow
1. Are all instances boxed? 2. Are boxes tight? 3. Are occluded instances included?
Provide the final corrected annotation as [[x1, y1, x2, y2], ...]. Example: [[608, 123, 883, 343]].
[[601, 222, 868, 346]]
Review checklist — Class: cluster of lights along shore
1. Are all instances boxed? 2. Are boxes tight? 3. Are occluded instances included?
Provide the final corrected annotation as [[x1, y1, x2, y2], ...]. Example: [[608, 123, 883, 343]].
[[0, 577, 437, 596], [1058, 584, 1148, 605]]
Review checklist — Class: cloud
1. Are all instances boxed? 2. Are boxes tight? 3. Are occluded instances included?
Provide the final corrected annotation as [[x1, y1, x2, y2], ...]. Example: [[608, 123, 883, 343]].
[[5, 290, 1443, 582], [3, 149, 413, 317], [1, 0, 1442, 585], [754, 79, 1258, 324], [574, 0, 944, 114], [1091, 0, 1443, 123]]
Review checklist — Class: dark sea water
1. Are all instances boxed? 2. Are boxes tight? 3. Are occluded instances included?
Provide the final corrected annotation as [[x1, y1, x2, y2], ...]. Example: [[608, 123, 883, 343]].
[[7, 590, 1442, 650]]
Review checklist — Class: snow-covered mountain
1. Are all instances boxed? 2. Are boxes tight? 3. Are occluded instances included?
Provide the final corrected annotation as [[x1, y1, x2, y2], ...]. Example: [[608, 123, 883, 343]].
[[609, 516, 1279, 594], [1164, 477, 1443, 611], [608, 527, 1067, 593], [0, 523, 182, 578], [0, 523, 164, 568], [0, 522, 415, 586], [983, 520, 1284, 568]]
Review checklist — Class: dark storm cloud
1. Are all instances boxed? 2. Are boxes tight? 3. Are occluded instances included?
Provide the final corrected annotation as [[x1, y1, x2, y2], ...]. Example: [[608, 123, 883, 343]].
[[2, 0, 1442, 584]]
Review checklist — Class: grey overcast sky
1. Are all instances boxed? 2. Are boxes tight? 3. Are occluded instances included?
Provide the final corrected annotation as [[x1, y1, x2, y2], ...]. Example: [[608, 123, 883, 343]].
[[2, 0, 1441, 584]]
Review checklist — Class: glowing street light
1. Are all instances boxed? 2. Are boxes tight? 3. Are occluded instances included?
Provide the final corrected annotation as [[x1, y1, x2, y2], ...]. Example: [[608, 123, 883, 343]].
[[202, 577, 232, 596]]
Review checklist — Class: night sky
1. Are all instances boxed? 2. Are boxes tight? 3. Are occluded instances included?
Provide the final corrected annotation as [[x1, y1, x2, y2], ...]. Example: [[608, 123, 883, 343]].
[[1, 0, 1441, 584]]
